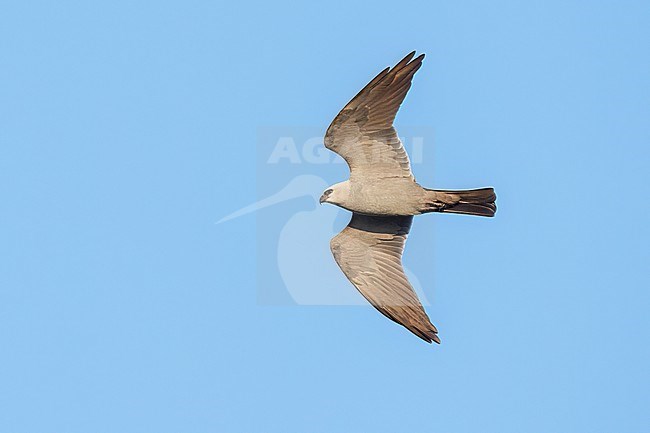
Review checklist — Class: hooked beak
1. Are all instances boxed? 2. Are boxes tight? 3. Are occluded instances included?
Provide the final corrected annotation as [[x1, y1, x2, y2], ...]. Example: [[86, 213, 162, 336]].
[[319, 193, 327, 205]]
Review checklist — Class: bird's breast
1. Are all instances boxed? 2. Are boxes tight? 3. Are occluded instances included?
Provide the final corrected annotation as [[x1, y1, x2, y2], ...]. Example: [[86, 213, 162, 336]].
[[343, 180, 425, 216]]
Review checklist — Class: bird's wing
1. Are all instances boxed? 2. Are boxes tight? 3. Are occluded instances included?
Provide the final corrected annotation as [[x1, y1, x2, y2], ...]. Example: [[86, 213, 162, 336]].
[[324, 52, 425, 181], [330, 213, 439, 343]]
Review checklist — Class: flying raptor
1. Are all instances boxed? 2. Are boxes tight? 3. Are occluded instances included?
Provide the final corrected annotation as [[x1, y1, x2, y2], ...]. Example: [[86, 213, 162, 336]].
[[320, 51, 496, 344]]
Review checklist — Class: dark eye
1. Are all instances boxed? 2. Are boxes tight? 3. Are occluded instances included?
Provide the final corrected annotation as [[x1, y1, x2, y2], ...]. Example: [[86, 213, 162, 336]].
[[324, 189, 333, 196]]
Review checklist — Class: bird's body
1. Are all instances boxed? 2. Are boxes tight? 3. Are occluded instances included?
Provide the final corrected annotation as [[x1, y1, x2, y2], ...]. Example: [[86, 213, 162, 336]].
[[321, 52, 497, 344], [326, 178, 424, 215], [324, 178, 496, 217]]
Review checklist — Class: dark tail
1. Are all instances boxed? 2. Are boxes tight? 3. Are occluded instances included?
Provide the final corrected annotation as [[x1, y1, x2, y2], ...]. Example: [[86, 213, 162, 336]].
[[427, 187, 497, 217]]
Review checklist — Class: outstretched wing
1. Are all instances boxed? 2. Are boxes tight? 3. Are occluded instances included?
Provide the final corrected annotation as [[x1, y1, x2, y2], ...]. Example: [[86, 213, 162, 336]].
[[330, 213, 440, 343], [324, 52, 425, 181]]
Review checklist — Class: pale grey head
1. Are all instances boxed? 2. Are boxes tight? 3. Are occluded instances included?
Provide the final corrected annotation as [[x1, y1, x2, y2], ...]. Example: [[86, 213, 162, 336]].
[[319, 181, 350, 207]]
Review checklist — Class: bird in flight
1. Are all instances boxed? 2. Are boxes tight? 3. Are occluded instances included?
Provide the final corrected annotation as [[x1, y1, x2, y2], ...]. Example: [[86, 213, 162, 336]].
[[321, 51, 496, 344]]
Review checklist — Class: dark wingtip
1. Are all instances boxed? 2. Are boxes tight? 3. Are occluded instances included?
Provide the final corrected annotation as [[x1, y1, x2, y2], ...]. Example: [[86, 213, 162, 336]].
[[393, 51, 416, 70], [417, 328, 441, 344], [405, 51, 425, 65]]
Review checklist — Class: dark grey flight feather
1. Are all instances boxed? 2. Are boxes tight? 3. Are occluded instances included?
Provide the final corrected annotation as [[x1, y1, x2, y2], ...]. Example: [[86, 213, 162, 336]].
[[321, 52, 496, 344]]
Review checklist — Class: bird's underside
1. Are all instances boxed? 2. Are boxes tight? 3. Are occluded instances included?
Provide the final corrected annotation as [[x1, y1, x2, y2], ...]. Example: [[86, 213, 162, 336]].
[[322, 51, 496, 344]]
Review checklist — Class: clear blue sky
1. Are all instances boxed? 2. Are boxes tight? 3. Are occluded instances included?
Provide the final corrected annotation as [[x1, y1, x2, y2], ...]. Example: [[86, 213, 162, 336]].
[[1, 1, 649, 432]]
